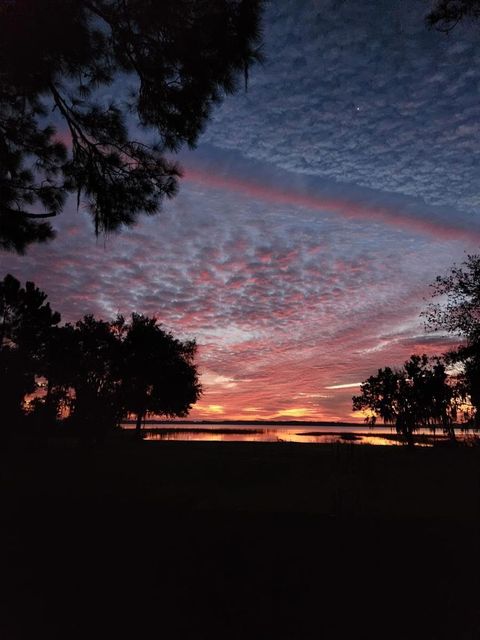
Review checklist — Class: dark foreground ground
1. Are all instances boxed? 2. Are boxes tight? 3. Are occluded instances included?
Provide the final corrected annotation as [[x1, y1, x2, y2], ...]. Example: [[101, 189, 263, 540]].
[[1, 438, 480, 639]]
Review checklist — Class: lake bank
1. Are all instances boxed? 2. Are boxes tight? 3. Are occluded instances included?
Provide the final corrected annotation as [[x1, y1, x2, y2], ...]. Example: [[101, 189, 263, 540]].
[[2, 440, 479, 638], [3, 438, 480, 518]]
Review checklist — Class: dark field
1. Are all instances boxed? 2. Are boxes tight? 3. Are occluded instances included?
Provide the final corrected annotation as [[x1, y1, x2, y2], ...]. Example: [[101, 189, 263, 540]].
[[1, 439, 479, 639]]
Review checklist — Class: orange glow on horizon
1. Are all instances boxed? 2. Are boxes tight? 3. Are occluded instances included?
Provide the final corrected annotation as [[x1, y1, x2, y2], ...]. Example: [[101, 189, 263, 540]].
[[275, 407, 314, 418], [195, 403, 225, 415], [187, 403, 364, 423]]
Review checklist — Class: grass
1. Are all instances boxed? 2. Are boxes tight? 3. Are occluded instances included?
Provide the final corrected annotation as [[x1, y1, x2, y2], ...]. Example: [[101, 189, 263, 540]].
[[1, 438, 480, 638]]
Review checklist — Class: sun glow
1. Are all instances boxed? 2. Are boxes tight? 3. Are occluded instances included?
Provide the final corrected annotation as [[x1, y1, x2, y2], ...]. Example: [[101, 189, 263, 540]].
[[202, 404, 225, 414], [276, 407, 313, 418]]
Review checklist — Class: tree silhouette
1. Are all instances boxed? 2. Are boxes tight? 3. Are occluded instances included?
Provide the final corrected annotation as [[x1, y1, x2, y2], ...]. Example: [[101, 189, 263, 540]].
[[427, 0, 480, 32], [460, 347, 480, 426], [353, 354, 458, 445], [423, 254, 480, 426], [0, 275, 202, 440], [402, 354, 457, 441], [423, 255, 480, 342], [65, 316, 124, 442], [35, 323, 80, 426], [0, 346, 36, 432], [0, 274, 60, 430], [119, 314, 202, 436], [352, 366, 401, 428], [0, 0, 264, 252]]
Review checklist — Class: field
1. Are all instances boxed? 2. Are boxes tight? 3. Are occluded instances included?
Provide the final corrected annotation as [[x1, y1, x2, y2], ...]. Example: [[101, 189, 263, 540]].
[[1, 438, 479, 638]]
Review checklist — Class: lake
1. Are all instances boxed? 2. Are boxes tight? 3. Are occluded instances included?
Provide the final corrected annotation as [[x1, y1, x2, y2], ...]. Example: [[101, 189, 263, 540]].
[[121, 422, 475, 446]]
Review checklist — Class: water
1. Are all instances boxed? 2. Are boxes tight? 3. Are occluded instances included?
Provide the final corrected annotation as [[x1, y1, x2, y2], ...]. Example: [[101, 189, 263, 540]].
[[121, 422, 472, 446]]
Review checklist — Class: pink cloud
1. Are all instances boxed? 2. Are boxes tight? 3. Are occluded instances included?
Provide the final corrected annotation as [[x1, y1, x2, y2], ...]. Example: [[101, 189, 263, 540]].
[[184, 167, 480, 244], [2, 154, 470, 422]]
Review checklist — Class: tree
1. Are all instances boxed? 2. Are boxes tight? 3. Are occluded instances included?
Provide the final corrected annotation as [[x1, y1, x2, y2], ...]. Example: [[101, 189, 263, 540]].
[[353, 354, 458, 446], [65, 315, 124, 441], [427, 0, 480, 32], [442, 343, 480, 427], [119, 313, 201, 436], [0, 345, 36, 431], [35, 322, 79, 426], [0, 0, 264, 252], [33, 312, 202, 441], [423, 254, 480, 342], [352, 366, 401, 428], [459, 346, 480, 426], [403, 354, 458, 440], [423, 254, 480, 426], [0, 273, 60, 429], [0, 275, 202, 439]]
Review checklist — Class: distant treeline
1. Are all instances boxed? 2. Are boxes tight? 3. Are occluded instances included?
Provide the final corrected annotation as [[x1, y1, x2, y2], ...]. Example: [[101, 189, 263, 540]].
[[122, 419, 360, 427], [0, 274, 202, 441]]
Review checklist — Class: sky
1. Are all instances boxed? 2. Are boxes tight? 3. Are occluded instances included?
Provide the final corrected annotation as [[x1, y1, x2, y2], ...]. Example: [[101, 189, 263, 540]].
[[3, 0, 480, 422]]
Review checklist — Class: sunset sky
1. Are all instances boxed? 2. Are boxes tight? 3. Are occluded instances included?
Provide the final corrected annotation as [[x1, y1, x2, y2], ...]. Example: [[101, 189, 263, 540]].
[[4, 0, 480, 421]]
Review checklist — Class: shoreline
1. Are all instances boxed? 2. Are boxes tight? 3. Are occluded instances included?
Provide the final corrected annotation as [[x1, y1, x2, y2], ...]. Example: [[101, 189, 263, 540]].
[[121, 425, 479, 447]]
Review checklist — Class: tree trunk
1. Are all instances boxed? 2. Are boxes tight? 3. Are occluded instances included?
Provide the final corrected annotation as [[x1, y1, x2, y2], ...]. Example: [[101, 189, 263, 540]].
[[406, 429, 415, 449], [135, 412, 144, 438]]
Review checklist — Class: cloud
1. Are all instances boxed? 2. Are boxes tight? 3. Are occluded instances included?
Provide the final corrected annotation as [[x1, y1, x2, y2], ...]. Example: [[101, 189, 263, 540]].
[[183, 164, 480, 245], [2, 0, 478, 421], [325, 383, 361, 390], [200, 0, 480, 216], [1, 154, 472, 421], [2, 151, 471, 420]]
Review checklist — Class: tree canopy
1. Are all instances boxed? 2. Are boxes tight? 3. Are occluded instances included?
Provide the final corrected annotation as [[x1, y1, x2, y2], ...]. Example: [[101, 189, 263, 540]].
[[0, 273, 61, 429], [423, 254, 480, 343], [119, 313, 201, 434], [0, 274, 202, 440], [0, 0, 264, 253], [427, 0, 480, 32], [353, 256, 480, 440], [353, 354, 458, 445], [423, 254, 480, 426]]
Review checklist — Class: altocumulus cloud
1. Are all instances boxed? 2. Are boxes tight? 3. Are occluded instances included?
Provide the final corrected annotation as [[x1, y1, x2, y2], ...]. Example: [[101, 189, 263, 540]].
[[1, 172, 470, 420], [201, 0, 480, 215], [2, 0, 480, 420]]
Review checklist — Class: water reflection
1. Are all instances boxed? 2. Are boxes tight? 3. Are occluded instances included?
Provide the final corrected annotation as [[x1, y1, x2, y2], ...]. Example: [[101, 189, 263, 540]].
[[121, 423, 445, 446]]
